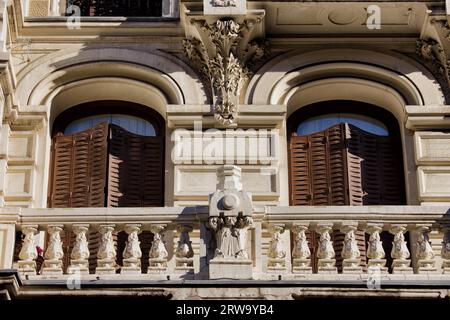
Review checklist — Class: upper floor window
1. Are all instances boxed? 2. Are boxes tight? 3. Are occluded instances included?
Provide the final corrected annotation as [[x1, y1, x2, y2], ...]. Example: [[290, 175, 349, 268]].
[[68, 0, 163, 17]]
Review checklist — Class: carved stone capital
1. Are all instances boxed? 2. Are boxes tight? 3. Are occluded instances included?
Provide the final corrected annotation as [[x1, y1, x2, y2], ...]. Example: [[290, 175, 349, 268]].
[[184, 14, 269, 126]]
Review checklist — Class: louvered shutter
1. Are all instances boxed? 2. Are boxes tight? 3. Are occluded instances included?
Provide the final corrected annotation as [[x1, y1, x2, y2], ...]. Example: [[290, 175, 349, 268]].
[[108, 124, 164, 208], [49, 122, 108, 272]]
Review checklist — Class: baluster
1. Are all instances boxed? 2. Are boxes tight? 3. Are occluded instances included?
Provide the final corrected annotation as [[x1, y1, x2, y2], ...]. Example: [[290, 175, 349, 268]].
[[96, 224, 117, 274], [441, 227, 450, 274], [415, 226, 437, 274], [42, 225, 64, 275], [291, 224, 312, 274], [365, 224, 387, 273], [148, 224, 168, 274], [316, 223, 337, 274], [175, 225, 194, 274], [390, 225, 413, 274], [68, 224, 90, 275], [266, 224, 286, 273], [122, 224, 143, 274], [18, 225, 39, 276], [341, 222, 361, 274]]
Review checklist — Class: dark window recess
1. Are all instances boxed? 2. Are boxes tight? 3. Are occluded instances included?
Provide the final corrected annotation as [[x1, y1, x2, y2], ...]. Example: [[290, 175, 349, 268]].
[[289, 122, 406, 273], [68, 0, 163, 17], [48, 122, 164, 273]]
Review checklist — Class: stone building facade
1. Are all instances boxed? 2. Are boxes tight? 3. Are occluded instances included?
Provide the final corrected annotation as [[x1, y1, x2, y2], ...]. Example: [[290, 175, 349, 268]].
[[0, 0, 450, 300]]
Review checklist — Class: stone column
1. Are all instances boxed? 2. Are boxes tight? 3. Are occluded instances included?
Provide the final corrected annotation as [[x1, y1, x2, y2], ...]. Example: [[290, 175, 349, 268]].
[[415, 226, 437, 274], [267, 224, 287, 273], [390, 225, 413, 274], [148, 224, 168, 274], [96, 224, 117, 274], [122, 224, 142, 275], [18, 225, 39, 276], [42, 225, 64, 275], [291, 224, 312, 274], [68, 224, 90, 275], [365, 224, 387, 273], [316, 223, 337, 274], [441, 227, 450, 274], [341, 222, 362, 274], [175, 225, 194, 275]]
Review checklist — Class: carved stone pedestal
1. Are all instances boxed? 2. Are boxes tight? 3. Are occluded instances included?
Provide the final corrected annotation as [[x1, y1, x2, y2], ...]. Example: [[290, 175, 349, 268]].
[[67, 260, 89, 275], [18, 261, 37, 276], [175, 258, 194, 274], [317, 259, 337, 274], [292, 259, 312, 274], [209, 258, 252, 280], [417, 259, 438, 274], [342, 259, 362, 274], [392, 259, 413, 274], [443, 260, 450, 274], [96, 259, 116, 274], [267, 258, 287, 273], [42, 260, 63, 275], [368, 259, 388, 274], [148, 258, 168, 274], [121, 258, 142, 275]]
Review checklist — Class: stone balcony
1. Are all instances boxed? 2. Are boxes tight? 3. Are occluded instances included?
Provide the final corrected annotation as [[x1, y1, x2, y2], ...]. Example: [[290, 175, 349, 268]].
[[1, 203, 450, 299]]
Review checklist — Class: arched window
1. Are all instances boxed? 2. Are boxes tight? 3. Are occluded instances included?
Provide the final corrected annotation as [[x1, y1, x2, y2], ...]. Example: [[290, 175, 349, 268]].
[[288, 101, 406, 272], [49, 101, 165, 208], [48, 101, 164, 273]]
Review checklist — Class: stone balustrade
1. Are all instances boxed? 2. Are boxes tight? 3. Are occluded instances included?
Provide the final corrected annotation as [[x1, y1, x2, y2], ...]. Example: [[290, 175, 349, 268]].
[[0, 205, 450, 280]]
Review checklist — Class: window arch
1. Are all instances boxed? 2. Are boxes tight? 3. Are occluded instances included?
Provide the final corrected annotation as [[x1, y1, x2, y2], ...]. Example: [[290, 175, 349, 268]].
[[288, 100, 406, 272], [49, 101, 165, 208]]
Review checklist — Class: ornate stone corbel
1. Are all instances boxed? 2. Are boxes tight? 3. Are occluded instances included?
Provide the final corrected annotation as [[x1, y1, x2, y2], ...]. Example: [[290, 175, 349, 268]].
[[365, 224, 387, 273], [96, 224, 117, 274], [315, 223, 337, 274], [18, 225, 39, 276], [68, 224, 90, 275], [416, 38, 450, 102], [42, 225, 64, 275], [390, 225, 413, 274], [184, 11, 269, 126], [122, 224, 142, 274], [291, 224, 312, 274]]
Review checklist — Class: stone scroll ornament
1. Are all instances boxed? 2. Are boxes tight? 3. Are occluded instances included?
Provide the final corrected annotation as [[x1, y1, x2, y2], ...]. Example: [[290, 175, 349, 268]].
[[208, 165, 253, 259], [183, 18, 270, 126]]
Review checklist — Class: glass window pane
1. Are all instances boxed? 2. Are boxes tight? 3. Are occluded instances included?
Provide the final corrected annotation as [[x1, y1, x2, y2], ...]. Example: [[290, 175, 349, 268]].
[[297, 113, 389, 136], [65, 114, 156, 136]]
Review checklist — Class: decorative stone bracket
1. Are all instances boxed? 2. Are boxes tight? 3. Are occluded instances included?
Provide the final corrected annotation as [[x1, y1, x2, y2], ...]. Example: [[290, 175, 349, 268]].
[[183, 3, 268, 127]]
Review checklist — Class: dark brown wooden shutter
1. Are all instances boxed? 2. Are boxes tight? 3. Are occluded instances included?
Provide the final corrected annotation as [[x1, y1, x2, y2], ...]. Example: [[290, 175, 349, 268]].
[[48, 122, 108, 272], [49, 122, 108, 208], [289, 122, 407, 272], [107, 124, 164, 208]]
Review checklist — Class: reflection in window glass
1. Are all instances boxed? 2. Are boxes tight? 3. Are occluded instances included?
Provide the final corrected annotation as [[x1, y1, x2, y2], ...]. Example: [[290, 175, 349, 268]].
[[65, 114, 156, 136], [297, 113, 389, 136]]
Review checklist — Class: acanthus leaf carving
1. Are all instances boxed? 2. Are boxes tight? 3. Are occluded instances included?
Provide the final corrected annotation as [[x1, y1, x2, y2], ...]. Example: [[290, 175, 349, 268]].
[[184, 17, 269, 126]]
